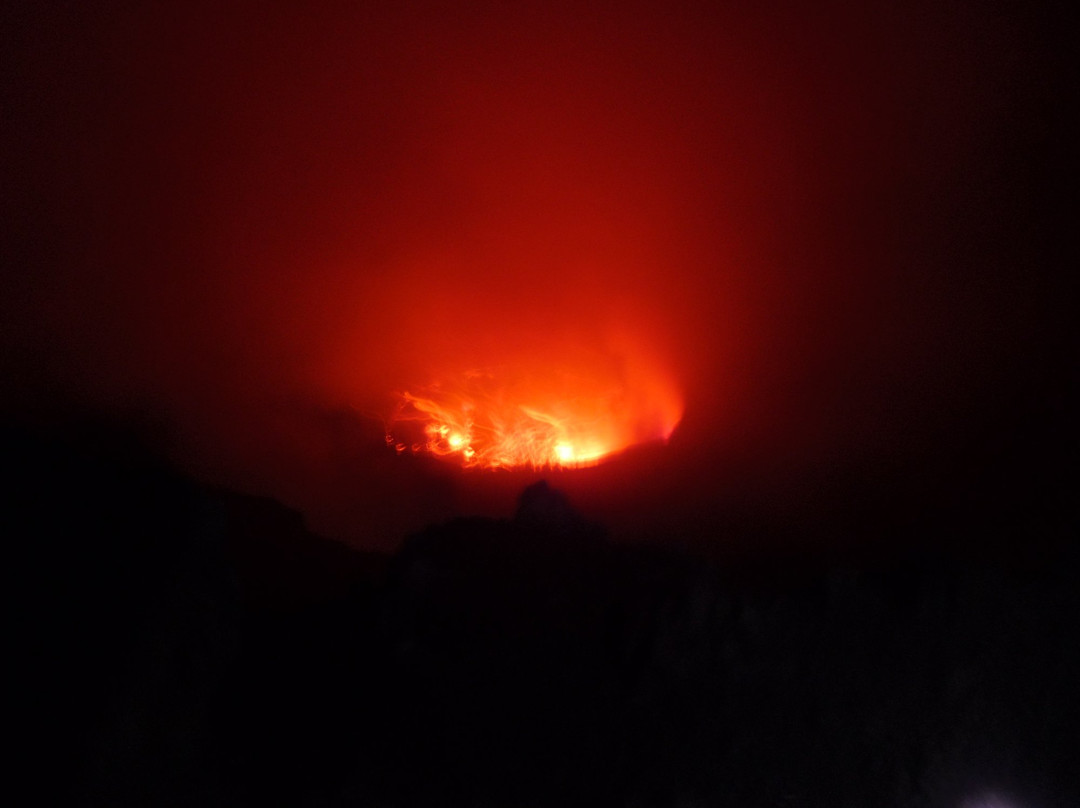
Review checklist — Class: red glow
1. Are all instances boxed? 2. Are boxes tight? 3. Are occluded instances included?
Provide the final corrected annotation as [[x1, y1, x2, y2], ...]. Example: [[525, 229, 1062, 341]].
[[2, 1, 1048, 547], [387, 360, 683, 469]]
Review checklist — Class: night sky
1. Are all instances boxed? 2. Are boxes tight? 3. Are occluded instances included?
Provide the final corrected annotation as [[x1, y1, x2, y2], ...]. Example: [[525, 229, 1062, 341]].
[[3, 2, 1076, 805]]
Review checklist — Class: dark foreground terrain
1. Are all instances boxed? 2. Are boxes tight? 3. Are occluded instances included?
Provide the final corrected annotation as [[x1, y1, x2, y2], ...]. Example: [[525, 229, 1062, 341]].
[[7, 422, 1078, 808]]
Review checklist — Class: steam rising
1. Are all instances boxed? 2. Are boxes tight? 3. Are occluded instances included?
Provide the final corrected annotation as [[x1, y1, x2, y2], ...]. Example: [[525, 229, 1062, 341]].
[[387, 347, 683, 469]]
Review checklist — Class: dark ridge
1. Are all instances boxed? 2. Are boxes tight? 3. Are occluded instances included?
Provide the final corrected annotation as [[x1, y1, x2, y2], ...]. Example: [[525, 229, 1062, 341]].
[[215, 487, 388, 610], [6, 418, 1079, 807]]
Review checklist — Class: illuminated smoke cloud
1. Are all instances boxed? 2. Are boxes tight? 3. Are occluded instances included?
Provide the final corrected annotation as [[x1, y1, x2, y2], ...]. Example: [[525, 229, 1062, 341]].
[[386, 351, 683, 469]]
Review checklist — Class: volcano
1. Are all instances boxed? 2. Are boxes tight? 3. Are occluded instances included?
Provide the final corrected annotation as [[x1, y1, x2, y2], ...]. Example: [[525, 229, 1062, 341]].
[[1, 1, 1074, 804]]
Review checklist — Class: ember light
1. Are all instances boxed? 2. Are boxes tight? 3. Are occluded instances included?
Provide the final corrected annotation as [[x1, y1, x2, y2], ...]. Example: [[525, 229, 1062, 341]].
[[387, 362, 682, 470]]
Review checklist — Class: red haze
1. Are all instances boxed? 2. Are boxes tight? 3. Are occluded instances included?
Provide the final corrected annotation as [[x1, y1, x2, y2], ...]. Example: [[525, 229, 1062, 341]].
[[2, 1, 1067, 549]]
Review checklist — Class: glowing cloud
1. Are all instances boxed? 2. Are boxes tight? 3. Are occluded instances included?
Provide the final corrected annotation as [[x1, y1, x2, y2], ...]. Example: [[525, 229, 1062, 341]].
[[386, 358, 682, 470]]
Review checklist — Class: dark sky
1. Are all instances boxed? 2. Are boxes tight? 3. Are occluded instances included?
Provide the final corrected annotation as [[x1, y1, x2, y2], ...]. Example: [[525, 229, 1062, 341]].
[[2, 0, 1071, 550]]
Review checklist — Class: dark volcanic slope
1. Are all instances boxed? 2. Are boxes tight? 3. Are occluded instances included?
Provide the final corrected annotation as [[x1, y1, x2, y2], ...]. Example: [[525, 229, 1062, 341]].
[[7, 423, 1079, 807]]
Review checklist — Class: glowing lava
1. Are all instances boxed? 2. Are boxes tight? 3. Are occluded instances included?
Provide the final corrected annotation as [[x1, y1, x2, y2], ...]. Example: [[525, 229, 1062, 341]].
[[387, 363, 682, 469]]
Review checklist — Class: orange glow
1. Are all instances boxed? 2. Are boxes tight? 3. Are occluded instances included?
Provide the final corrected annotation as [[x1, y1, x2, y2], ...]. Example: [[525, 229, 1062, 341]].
[[387, 361, 682, 470]]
